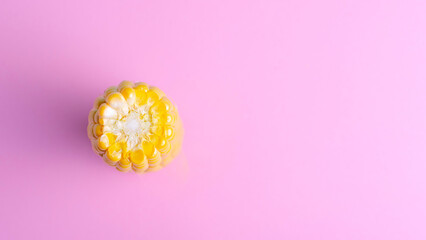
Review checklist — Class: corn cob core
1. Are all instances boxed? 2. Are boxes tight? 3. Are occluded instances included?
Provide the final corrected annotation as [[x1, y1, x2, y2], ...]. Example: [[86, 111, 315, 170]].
[[87, 81, 183, 173]]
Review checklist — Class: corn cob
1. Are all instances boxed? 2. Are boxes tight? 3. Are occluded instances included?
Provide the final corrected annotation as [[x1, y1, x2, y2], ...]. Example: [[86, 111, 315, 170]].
[[87, 81, 183, 173]]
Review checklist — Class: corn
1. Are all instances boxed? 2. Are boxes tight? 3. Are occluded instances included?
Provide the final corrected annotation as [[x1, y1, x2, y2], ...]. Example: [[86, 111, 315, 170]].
[[88, 81, 184, 173]]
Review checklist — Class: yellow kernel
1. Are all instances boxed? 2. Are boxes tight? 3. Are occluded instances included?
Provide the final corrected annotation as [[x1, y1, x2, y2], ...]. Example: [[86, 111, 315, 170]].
[[142, 141, 155, 158], [99, 119, 116, 126], [117, 80, 134, 91], [164, 126, 175, 141], [88, 109, 97, 123], [98, 133, 116, 150], [98, 103, 118, 119], [105, 92, 129, 114], [120, 87, 136, 107], [132, 164, 148, 173], [93, 97, 105, 109], [116, 166, 130, 172], [134, 83, 149, 92], [146, 90, 160, 104], [87, 123, 96, 140], [119, 158, 131, 167], [151, 115, 165, 125], [135, 88, 147, 106], [149, 134, 160, 146], [92, 140, 105, 154], [150, 101, 167, 115], [104, 86, 117, 97], [135, 82, 148, 86], [106, 143, 122, 162], [94, 111, 100, 123], [150, 125, 164, 136], [130, 149, 145, 165], [148, 155, 161, 166], [149, 87, 165, 99], [164, 113, 175, 125], [156, 136, 171, 154], [120, 142, 130, 159], [161, 98, 174, 112], [116, 158, 132, 172], [93, 124, 103, 137]]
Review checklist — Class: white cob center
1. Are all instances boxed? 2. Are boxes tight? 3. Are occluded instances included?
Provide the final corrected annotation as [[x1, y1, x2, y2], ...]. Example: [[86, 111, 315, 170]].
[[111, 105, 151, 150], [125, 117, 140, 132]]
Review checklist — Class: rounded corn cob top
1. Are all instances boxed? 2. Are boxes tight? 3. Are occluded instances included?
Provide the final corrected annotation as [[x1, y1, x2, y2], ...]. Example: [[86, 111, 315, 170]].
[[87, 81, 183, 173]]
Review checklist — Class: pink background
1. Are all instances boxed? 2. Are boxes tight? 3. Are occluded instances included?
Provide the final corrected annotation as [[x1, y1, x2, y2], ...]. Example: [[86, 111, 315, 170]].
[[1, 0, 426, 239]]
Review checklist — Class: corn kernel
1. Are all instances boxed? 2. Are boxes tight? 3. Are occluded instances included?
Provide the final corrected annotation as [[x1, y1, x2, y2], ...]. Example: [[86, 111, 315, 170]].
[[134, 82, 149, 89], [157, 137, 171, 154], [106, 143, 122, 162], [117, 80, 134, 91], [92, 140, 105, 154], [161, 98, 174, 112], [149, 87, 166, 99], [104, 86, 117, 97], [120, 87, 136, 107], [98, 133, 116, 150], [105, 92, 129, 115], [135, 88, 147, 107], [164, 113, 175, 125], [150, 125, 164, 136], [150, 101, 167, 115], [98, 103, 118, 120], [146, 90, 161, 104], [147, 153, 161, 167], [87, 123, 95, 140], [141, 140, 155, 158], [93, 97, 105, 109], [88, 109, 96, 123], [164, 126, 175, 141]]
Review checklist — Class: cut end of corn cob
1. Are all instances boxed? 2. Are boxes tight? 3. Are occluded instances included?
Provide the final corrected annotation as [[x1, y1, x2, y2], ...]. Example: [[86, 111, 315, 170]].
[[88, 81, 184, 173]]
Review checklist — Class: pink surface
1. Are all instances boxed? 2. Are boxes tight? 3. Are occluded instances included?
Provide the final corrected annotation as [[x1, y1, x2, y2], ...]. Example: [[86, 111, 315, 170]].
[[1, 0, 426, 239]]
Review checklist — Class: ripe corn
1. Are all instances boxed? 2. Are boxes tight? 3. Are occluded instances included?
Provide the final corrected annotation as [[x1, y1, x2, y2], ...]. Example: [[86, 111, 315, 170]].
[[88, 81, 183, 173]]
